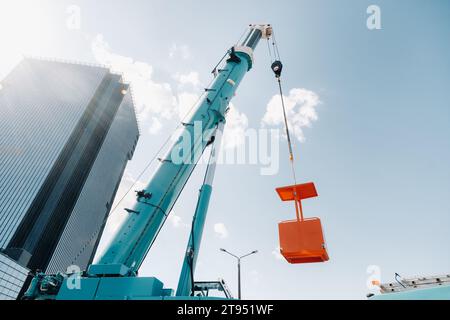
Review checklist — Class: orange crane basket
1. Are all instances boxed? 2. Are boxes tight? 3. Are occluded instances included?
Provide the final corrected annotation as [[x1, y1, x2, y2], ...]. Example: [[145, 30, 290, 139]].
[[276, 182, 329, 264]]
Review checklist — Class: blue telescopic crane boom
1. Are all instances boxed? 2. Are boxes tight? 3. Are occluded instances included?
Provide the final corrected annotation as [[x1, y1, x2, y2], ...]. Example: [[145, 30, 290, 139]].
[[23, 24, 273, 300], [175, 121, 224, 297], [95, 24, 273, 275]]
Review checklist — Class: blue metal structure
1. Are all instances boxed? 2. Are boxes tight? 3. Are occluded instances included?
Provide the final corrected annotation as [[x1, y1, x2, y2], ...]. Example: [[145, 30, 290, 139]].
[[176, 122, 224, 297], [369, 274, 450, 300], [371, 285, 450, 300], [19, 24, 449, 301], [23, 24, 273, 300]]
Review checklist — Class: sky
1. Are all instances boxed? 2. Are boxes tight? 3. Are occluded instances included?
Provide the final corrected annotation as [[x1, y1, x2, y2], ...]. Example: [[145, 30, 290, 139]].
[[1, 0, 449, 299]]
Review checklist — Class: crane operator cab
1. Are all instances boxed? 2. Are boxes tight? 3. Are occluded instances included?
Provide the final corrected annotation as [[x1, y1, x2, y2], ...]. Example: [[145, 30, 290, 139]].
[[276, 182, 329, 264]]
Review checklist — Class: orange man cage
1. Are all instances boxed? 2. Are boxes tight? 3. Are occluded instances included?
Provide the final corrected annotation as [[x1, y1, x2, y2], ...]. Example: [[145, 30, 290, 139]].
[[276, 182, 329, 264]]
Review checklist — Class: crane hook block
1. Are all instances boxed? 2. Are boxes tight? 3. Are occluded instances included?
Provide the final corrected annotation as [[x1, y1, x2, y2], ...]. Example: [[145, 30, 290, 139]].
[[276, 182, 329, 264], [271, 60, 283, 78]]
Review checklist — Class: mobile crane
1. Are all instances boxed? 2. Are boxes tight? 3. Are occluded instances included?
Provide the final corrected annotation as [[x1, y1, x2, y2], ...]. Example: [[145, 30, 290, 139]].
[[22, 23, 447, 301], [23, 24, 274, 300]]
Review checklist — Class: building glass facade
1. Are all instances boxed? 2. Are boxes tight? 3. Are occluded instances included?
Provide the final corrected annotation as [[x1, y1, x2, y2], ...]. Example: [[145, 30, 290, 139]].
[[0, 58, 139, 291], [46, 87, 139, 274], [0, 59, 108, 249], [0, 253, 29, 300]]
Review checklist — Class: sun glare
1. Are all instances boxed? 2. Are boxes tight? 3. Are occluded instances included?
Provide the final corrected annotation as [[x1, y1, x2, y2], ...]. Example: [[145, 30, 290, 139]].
[[0, 1, 53, 77]]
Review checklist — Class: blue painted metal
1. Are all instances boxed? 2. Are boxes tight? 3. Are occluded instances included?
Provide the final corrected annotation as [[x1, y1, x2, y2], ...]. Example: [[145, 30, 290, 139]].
[[176, 185, 213, 296], [370, 285, 450, 300], [87, 263, 131, 276], [23, 25, 270, 300], [56, 277, 165, 300], [53, 276, 229, 300], [176, 123, 223, 296], [95, 28, 262, 275]]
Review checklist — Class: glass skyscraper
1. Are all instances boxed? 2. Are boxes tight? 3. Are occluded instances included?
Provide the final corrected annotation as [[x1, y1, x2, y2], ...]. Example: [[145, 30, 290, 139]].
[[0, 252, 29, 300], [0, 58, 139, 281]]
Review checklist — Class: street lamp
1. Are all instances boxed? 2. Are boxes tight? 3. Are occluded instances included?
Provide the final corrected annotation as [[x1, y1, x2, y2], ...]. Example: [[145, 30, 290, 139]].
[[220, 248, 258, 299]]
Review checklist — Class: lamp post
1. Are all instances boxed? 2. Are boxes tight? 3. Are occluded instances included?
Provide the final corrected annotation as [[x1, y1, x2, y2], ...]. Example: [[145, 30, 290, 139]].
[[220, 248, 258, 299]]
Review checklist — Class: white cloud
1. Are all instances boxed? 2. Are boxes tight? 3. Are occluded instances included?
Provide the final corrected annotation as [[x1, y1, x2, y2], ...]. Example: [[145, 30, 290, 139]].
[[91, 34, 252, 146], [92, 34, 178, 134], [173, 71, 201, 88], [172, 72, 202, 120], [0, 2, 54, 79], [148, 117, 163, 135], [262, 88, 320, 142], [222, 103, 249, 149], [169, 43, 191, 60], [214, 223, 229, 239], [177, 91, 199, 120], [167, 213, 186, 228], [271, 247, 284, 261]]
